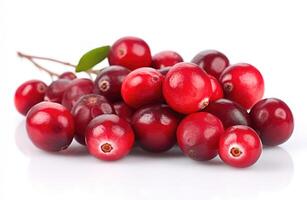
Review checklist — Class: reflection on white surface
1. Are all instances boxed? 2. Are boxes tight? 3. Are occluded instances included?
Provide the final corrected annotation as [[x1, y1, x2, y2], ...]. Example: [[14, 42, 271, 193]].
[[15, 121, 294, 200]]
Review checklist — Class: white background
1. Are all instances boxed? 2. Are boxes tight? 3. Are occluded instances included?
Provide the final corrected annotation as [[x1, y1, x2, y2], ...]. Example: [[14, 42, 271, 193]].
[[1, 0, 307, 199]]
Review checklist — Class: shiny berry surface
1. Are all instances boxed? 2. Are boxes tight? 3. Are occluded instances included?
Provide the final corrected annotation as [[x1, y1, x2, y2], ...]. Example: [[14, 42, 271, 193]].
[[86, 114, 135, 161], [121, 67, 164, 108], [177, 112, 224, 161], [250, 98, 294, 146], [14, 80, 47, 116], [59, 72, 77, 80], [208, 75, 223, 101], [113, 101, 135, 123], [132, 104, 180, 153], [219, 125, 262, 168], [152, 51, 183, 69], [26, 102, 75, 152], [219, 63, 264, 109], [108, 36, 152, 70], [163, 62, 212, 114], [71, 94, 114, 145], [44, 79, 71, 103]]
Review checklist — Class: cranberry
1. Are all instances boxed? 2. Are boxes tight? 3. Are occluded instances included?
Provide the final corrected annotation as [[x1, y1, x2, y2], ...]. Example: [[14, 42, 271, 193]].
[[204, 98, 251, 129], [163, 62, 212, 114], [250, 98, 294, 146], [121, 67, 164, 108], [61, 78, 94, 110], [158, 66, 171, 76], [219, 125, 262, 168], [219, 63, 264, 109], [108, 36, 152, 70], [86, 114, 135, 161], [132, 104, 180, 153], [152, 51, 183, 69], [59, 72, 77, 80], [113, 101, 135, 123], [94, 65, 130, 102], [44, 79, 71, 103], [14, 80, 47, 116], [71, 94, 114, 145], [191, 50, 229, 79], [26, 102, 75, 151], [208, 75, 223, 101], [177, 112, 224, 161]]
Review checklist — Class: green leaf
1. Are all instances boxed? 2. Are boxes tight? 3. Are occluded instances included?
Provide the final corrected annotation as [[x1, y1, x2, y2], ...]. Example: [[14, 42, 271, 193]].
[[76, 45, 110, 72]]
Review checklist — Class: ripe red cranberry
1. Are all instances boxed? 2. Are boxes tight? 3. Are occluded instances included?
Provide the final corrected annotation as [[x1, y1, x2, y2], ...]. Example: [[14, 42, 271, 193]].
[[108, 36, 152, 70], [191, 50, 230, 79], [94, 65, 130, 102], [71, 94, 114, 145], [158, 66, 171, 76], [14, 80, 47, 116], [44, 79, 71, 103], [59, 72, 77, 80], [113, 101, 135, 123], [61, 78, 94, 110], [163, 62, 212, 114], [132, 104, 180, 153], [219, 125, 262, 168], [121, 67, 164, 108], [177, 112, 224, 161], [208, 75, 223, 101], [152, 51, 183, 69], [219, 63, 264, 109], [204, 98, 251, 129], [86, 114, 135, 161], [250, 98, 294, 146], [26, 102, 75, 151]]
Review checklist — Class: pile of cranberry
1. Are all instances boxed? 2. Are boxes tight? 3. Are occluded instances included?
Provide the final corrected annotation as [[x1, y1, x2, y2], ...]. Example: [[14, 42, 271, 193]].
[[14, 36, 294, 168]]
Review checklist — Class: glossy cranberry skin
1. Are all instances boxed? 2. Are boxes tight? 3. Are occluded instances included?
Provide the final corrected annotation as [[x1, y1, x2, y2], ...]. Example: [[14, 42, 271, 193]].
[[14, 80, 47, 116], [163, 62, 212, 114], [204, 98, 251, 129], [44, 79, 71, 103], [132, 104, 180, 153], [59, 72, 77, 80], [121, 67, 164, 108], [86, 114, 135, 161], [108, 36, 152, 70], [158, 66, 171, 76], [71, 94, 114, 145], [152, 51, 183, 69], [94, 66, 130, 102], [219, 125, 262, 168], [177, 112, 224, 161], [61, 78, 94, 110], [219, 63, 264, 109], [113, 101, 135, 123], [208, 75, 223, 101], [26, 102, 75, 151], [250, 98, 294, 146], [191, 50, 230, 79]]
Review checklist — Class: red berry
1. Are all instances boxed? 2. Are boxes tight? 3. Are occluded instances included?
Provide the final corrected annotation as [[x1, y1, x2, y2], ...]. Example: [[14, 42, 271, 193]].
[[86, 114, 135, 161], [163, 62, 212, 114], [158, 66, 171, 76], [94, 65, 130, 102], [219, 125, 262, 168], [61, 78, 94, 110], [204, 98, 251, 129], [191, 50, 229, 79], [113, 101, 135, 123], [121, 67, 164, 108], [152, 51, 183, 69], [59, 72, 77, 80], [44, 79, 71, 103], [108, 36, 152, 70], [177, 112, 224, 161], [26, 102, 75, 151], [250, 98, 294, 146], [14, 80, 47, 116], [71, 94, 114, 145], [208, 75, 223, 101], [132, 104, 180, 153], [219, 63, 264, 109]]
